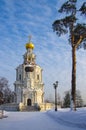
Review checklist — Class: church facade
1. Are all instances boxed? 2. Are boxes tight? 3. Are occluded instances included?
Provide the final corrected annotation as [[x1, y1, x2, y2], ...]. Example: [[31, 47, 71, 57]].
[[14, 39, 44, 107]]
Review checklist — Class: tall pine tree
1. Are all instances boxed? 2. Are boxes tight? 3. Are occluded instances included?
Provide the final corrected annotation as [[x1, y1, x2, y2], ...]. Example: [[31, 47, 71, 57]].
[[52, 0, 86, 110]]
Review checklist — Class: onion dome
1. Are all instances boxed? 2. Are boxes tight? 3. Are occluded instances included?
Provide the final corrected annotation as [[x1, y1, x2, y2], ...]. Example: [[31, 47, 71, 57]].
[[25, 42, 34, 50]]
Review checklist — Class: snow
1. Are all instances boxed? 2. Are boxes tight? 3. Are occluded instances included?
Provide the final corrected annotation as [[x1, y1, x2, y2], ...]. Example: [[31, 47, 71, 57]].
[[0, 108, 86, 130]]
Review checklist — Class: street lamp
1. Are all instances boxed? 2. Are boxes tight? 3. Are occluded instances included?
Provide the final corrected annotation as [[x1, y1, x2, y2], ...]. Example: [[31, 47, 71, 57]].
[[53, 81, 58, 111]]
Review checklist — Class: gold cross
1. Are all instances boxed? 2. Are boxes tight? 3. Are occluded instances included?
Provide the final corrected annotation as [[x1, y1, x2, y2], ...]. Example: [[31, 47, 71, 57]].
[[28, 35, 32, 42]]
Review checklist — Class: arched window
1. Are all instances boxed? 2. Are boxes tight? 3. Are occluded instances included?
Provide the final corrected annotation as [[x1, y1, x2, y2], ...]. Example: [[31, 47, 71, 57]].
[[37, 74, 39, 80], [19, 74, 21, 80]]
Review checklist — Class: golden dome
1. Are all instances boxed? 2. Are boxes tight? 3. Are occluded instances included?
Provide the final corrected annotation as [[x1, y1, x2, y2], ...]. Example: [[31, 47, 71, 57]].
[[25, 42, 34, 49]]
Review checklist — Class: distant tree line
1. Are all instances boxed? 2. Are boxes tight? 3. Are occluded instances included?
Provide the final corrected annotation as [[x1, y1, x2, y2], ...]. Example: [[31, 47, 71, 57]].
[[45, 93, 61, 104], [0, 77, 16, 105]]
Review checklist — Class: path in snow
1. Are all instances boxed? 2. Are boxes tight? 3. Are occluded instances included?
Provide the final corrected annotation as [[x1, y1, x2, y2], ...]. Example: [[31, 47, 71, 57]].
[[0, 111, 84, 130]]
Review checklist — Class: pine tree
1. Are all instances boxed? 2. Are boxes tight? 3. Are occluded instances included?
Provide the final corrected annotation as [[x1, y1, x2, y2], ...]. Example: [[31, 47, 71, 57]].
[[63, 90, 83, 108], [52, 0, 86, 110]]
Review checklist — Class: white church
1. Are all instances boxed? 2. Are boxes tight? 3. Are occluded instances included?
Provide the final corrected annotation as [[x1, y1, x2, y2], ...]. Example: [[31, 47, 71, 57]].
[[14, 38, 53, 111], [14, 38, 45, 106]]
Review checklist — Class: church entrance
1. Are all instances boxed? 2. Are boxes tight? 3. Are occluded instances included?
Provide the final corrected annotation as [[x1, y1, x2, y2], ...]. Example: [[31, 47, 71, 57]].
[[27, 99, 32, 106]]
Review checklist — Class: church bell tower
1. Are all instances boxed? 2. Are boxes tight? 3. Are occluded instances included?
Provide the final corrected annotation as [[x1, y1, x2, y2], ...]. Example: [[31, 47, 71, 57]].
[[14, 37, 44, 107]]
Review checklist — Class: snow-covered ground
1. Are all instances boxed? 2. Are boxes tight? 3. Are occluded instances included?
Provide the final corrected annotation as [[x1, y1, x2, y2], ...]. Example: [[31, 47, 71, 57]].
[[0, 108, 86, 130]]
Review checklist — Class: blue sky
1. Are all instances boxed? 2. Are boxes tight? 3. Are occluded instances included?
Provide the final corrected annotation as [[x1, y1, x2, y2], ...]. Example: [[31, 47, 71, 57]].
[[0, 0, 86, 103]]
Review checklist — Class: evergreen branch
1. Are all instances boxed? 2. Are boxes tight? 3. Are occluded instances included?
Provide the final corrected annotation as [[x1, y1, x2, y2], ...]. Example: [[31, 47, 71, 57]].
[[79, 2, 86, 16], [58, 0, 76, 14], [52, 15, 77, 36]]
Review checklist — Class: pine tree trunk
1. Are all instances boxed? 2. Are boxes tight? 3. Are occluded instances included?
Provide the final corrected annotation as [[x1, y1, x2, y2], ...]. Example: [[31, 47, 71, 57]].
[[71, 46, 76, 111]]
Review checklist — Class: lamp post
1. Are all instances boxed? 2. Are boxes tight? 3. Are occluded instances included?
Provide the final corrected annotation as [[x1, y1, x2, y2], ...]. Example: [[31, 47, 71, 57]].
[[53, 81, 58, 111]]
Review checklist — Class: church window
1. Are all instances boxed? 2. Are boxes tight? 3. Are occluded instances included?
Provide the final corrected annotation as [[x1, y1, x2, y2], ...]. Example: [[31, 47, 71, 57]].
[[19, 74, 21, 80], [16, 69, 18, 80], [37, 74, 39, 80]]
